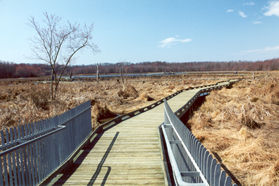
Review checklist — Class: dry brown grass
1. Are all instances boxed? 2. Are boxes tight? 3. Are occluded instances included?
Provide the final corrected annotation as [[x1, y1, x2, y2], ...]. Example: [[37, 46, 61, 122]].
[[188, 72, 279, 185], [117, 84, 139, 99], [0, 74, 231, 131]]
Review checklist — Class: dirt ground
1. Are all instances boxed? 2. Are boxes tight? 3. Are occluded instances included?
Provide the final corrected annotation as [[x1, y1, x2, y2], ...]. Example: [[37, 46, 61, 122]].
[[188, 72, 279, 185]]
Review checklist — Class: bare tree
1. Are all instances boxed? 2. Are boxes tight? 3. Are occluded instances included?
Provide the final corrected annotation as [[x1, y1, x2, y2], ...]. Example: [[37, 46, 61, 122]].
[[29, 12, 97, 99]]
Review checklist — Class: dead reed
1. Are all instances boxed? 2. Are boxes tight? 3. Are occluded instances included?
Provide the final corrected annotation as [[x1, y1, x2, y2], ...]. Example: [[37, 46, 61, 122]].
[[188, 73, 279, 185]]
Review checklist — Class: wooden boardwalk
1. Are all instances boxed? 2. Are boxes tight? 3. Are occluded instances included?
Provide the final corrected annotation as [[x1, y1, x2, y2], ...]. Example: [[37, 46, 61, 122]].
[[47, 82, 230, 186]]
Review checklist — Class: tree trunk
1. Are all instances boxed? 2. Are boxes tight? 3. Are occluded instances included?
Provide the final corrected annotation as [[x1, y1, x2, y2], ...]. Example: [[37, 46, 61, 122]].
[[50, 70, 54, 100], [54, 80, 59, 99]]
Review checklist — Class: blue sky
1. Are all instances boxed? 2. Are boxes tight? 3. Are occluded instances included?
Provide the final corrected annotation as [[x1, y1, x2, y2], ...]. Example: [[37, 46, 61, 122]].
[[0, 0, 279, 64]]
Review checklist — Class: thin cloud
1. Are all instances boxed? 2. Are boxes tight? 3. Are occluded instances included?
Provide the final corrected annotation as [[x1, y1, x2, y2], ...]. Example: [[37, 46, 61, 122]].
[[159, 37, 192, 48], [244, 2, 255, 6], [239, 11, 247, 18], [264, 0, 279, 17], [253, 21, 262, 24], [226, 9, 234, 13], [245, 45, 279, 53]]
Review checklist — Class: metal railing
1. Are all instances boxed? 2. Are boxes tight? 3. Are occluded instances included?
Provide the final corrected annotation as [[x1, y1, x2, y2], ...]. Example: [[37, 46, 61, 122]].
[[161, 98, 237, 186], [0, 101, 92, 186]]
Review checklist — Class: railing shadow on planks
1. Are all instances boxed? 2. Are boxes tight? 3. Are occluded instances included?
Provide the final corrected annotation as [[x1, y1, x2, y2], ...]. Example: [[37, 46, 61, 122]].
[[0, 79, 239, 186]]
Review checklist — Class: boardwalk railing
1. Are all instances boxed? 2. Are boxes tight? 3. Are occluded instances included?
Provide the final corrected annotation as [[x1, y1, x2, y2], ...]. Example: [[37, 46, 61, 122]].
[[161, 98, 237, 186], [0, 101, 92, 186]]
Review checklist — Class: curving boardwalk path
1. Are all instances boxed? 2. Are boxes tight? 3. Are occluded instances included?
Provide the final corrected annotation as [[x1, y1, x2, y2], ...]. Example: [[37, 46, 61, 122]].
[[47, 82, 231, 186]]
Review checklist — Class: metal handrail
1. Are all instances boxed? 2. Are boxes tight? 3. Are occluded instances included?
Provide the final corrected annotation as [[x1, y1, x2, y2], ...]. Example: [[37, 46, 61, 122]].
[[0, 126, 65, 157], [162, 124, 207, 186], [0, 105, 91, 151], [162, 100, 209, 186]]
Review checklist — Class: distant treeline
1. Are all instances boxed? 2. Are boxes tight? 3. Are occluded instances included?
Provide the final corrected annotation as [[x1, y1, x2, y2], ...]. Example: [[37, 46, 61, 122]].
[[1, 58, 279, 78]]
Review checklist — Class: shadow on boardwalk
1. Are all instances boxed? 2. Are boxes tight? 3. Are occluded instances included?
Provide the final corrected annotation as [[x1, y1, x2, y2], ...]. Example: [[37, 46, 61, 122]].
[[87, 132, 119, 186], [51, 132, 119, 185]]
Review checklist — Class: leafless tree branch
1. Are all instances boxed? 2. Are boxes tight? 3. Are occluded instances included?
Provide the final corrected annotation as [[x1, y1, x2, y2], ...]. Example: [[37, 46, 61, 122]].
[[29, 12, 97, 99]]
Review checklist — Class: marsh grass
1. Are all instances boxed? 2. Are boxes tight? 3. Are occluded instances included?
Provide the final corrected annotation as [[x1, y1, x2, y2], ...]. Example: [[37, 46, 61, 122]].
[[0, 75, 227, 130], [188, 73, 279, 185]]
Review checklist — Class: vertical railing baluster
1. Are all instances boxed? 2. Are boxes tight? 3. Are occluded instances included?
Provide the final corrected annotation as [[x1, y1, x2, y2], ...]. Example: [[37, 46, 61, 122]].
[[27, 143, 32, 185], [15, 148, 21, 186], [200, 147, 205, 174], [3, 154, 9, 186], [22, 125, 26, 140], [19, 126, 23, 140], [1, 130, 5, 149], [5, 128, 13, 186], [34, 141, 39, 184], [225, 176, 232, 186], [12, 127, 18, 186], [9, 128, 14, 144], [42, 120, 46, 132], [40, 136, 44, 179], [23, 125, 29, 185], [0, 155, 4, 185], [214, 164, 221, 186], [8, 152, 13, 186], [12, 150, 18, 186], [5, 129, 10, 146], [13, 127, 18, 144], [20, 148, 26, 186], [29, 123, 35, 185], [24, 124, 31, 185], [30, 142, 35, 185], [16, 126, 23, 186], [27, 123, 31, 138], [219, 171, 226, 186], [22, 125, 26, 139], [206, 154, 212, 183]]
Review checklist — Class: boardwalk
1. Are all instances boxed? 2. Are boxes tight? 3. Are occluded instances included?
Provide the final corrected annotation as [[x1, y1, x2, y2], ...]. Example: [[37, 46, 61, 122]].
[[47, 82, 230, 185]]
